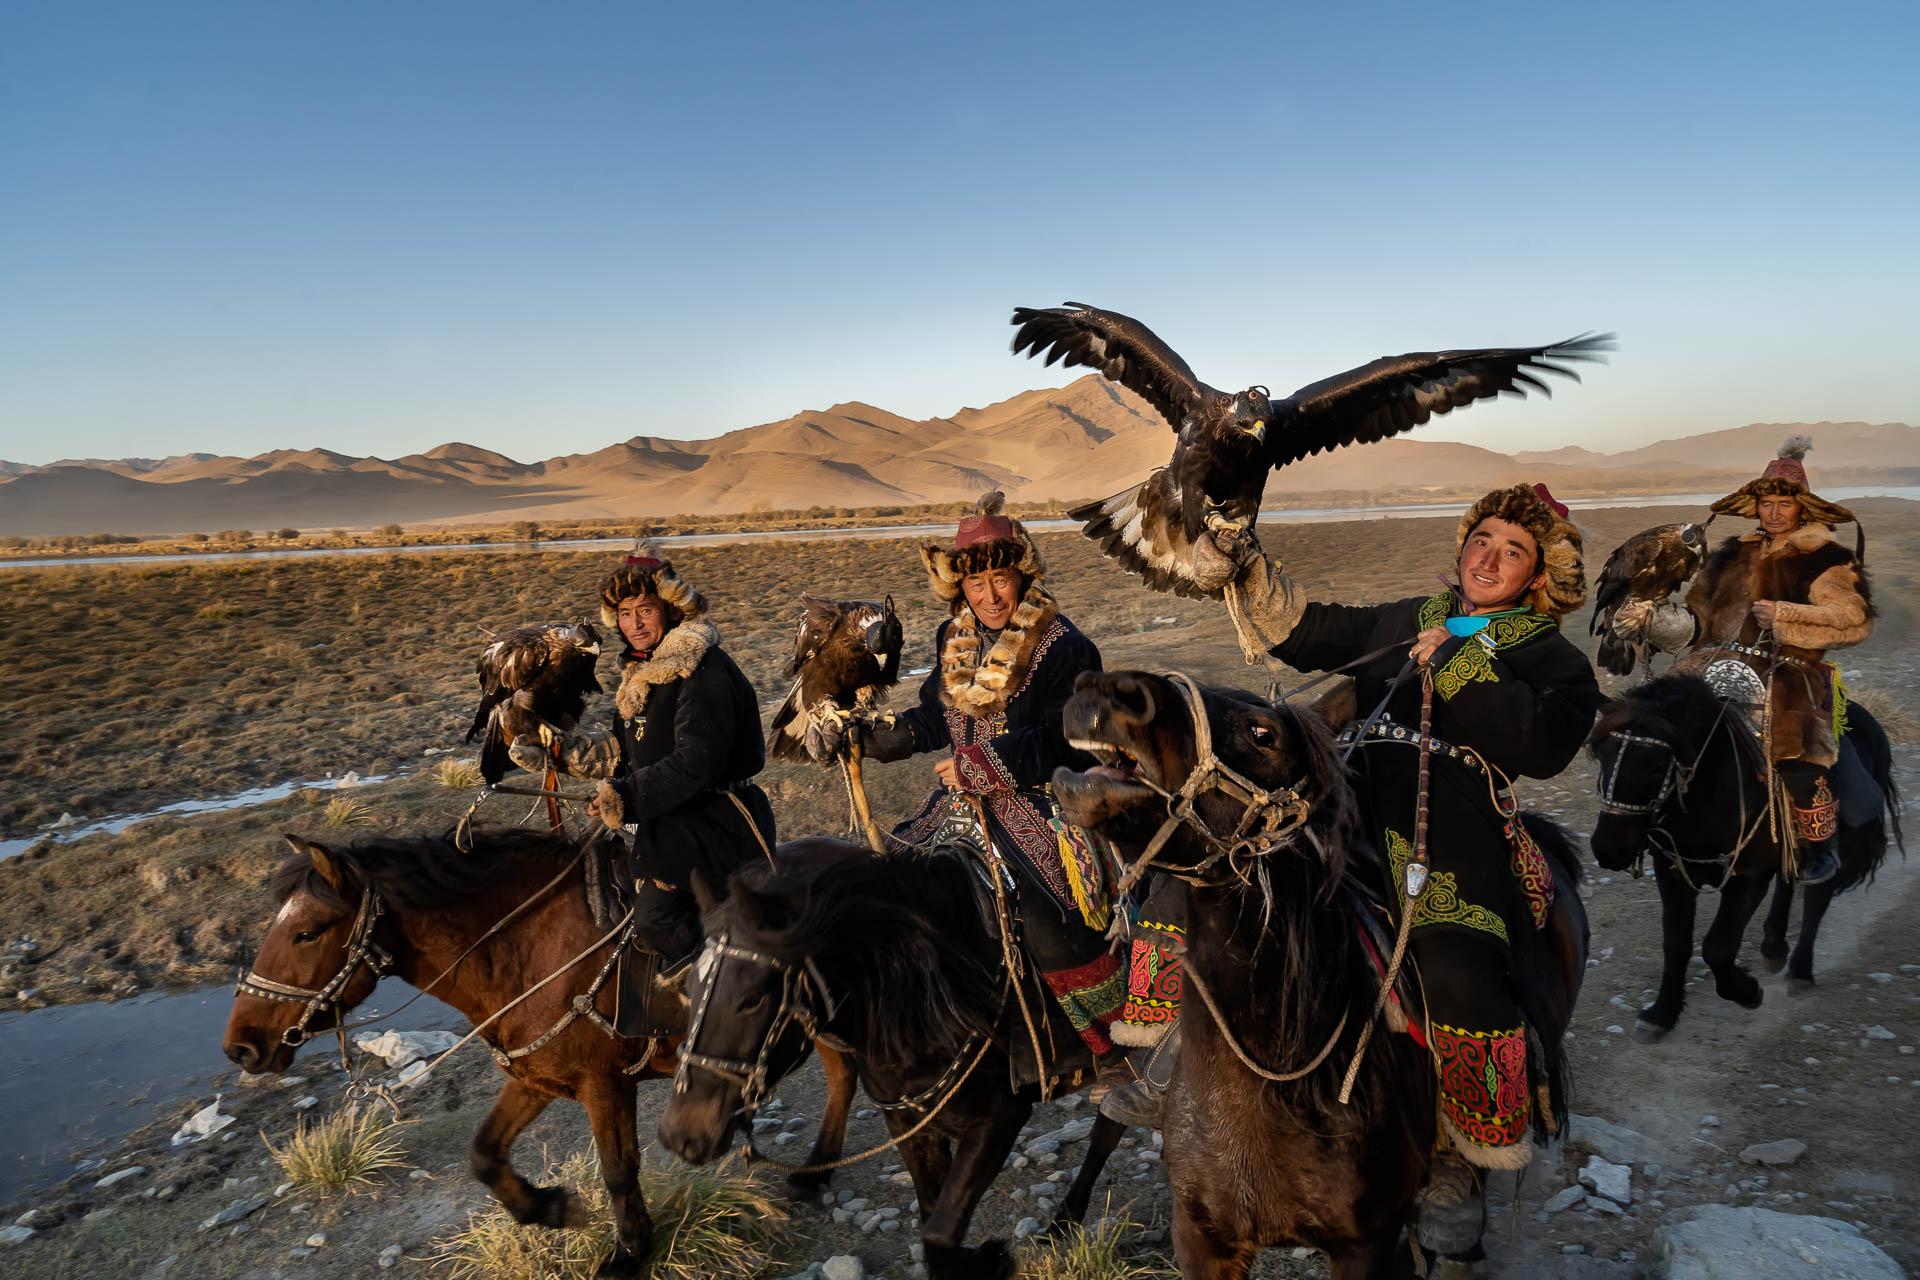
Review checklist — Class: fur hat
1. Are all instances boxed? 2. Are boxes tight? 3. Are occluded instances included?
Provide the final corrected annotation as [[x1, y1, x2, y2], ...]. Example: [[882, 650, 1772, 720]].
[[920, 491, 1046, 606], [598, 554, 706, 630], [1710, 435, 1856, 527], [1455, 482, 1587, 618]]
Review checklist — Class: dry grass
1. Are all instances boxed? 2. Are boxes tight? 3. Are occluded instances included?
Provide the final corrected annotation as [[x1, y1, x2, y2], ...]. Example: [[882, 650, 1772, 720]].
[[1017, 1207, 1176, 1280], [263, 1103, 410, 1194], [434, 757, 484, 788], [322, 796, 374, 827], [433, 1149, 790, 1280], [1842, 676, 1920, 744]]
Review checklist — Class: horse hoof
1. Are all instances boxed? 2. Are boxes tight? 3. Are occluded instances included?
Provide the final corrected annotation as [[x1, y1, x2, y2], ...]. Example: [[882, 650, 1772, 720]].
[[1787, 976, 1817, 996], [1757, 948, 1788, 974], [926, 1240, 1016, 1280], [1631, 1019, 1671, 1044], [594, 1253, 646, 1279], [785, 1170, 832, 1195]]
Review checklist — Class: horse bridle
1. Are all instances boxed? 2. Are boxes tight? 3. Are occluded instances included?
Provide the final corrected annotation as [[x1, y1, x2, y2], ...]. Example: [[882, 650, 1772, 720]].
[[1595, 705, 1767, 888], [674, 933, 842, 1114], [234, 886, 394, 1047], [1108, 671, 1317, 896]]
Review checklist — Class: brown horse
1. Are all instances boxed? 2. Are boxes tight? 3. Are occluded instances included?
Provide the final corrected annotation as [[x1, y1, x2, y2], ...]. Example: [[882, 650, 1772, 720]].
[[1051, 671, 1588, 1280], [222, 827, 858, 1279]]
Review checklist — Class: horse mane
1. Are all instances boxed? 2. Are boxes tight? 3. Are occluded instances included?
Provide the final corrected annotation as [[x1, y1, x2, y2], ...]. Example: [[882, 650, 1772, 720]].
[[1592, 672, 1721, 756], [272, 825, 577, 914], [725, 850, 1004, 1066]]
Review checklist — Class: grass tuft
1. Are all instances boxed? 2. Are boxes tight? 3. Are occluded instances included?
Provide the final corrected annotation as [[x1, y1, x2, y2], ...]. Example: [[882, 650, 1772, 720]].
[[1016, 1208, 1175, 1280], [1844, 677, 1920, 744], [321, 796, 372, 827], [435, 1149, 790, 1280], [263, 1104, 409, 1193], [434, 757, 484, 788]]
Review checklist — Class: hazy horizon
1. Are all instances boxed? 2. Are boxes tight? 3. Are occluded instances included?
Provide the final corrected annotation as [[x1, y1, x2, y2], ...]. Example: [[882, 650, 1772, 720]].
[[4, 1, 1916, 466]]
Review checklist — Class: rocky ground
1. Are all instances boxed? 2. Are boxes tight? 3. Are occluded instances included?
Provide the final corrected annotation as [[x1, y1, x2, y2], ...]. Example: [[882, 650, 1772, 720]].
[[3, 504, 1918, 1277]]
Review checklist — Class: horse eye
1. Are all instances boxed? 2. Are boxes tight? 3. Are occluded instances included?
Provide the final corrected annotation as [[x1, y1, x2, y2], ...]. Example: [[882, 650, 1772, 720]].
[[741, 995, 771, 1016], [1249, 724, 1276, 748], [293, 930, 320, 944]]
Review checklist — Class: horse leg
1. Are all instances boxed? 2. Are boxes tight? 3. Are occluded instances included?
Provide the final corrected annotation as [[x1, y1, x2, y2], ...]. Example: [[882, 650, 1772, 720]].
[[1758, 878, 1794, 973], [1701, 871, 1769, 1010], [918, 1097, 1030, 1280], [1327, 1241, 1403, 1280], [1785, 877, 1838, 994], [470, 1077, 582, 1228], [790, 1041, 856, 1191], [582, 1080, 651, 1278], [1170, 1195, 1257, 1280], [1634, 860, 1697, 1042], [1048, 1113, 1124, 1231]]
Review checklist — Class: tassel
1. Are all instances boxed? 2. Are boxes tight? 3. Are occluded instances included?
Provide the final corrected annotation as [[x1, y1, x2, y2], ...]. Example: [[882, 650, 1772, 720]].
[[1052, 817, 1110, 932]]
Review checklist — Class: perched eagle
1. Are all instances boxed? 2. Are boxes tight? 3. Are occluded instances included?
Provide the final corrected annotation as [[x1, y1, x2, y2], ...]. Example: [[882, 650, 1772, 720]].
[[464, 623, 603, 784], [1590, 523, 1709, 676], [768, 597, 904, 762], [1010, 303, 1613, 597]]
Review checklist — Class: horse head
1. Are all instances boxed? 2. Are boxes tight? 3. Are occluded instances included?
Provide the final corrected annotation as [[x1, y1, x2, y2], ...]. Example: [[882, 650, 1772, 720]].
[[1589, 675, 1723, 871], [1052, 670, 1355, 883], [224, 834, 392, 1074]]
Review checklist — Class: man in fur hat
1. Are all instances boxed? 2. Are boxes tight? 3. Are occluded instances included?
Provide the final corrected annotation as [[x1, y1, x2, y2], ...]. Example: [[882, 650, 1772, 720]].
[[1610, 437, 1873, 885], [1223, 482, 1605, 1255], [511, 555, 776, 971], [855, 493, 1134, 1096]]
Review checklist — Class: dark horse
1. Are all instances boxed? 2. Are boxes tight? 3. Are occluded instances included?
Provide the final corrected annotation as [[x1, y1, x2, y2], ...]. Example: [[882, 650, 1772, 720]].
[[1051, 671, 1589, 1280], [1589, 673, 1899, 1041], [224, 828, 859, 1279], [656, 836, 1125, 1280]]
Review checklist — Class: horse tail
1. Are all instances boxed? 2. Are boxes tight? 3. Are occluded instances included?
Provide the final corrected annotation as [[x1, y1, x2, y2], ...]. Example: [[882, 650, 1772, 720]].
[[1830, 702, 1903, 894]]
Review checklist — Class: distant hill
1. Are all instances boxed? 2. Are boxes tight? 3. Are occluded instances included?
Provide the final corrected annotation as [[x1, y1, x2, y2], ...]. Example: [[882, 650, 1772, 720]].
[[1, 382, 1914, 537]]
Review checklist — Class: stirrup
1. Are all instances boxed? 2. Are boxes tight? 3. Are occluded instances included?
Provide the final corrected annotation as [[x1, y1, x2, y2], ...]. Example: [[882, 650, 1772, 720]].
[[1794, 844, 1840, 886], [1415, 1153, 1487, 1256]]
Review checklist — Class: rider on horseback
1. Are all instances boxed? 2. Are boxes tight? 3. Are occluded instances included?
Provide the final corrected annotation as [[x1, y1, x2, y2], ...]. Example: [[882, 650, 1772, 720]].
[[1605, 437, 1872, 886], [1223, 483, 1605, 1253], [510, 554, 777, 973], [853, 492, 1133, 1098]]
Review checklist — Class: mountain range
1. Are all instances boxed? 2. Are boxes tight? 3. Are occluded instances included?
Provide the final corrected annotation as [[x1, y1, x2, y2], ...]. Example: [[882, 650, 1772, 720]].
[[2, 376, 1915, 537]]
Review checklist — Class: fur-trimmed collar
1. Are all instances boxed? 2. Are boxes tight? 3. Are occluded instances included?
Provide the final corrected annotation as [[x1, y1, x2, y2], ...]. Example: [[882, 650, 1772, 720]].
[[939, 582, 1059, 718], [1739, 523, 1837, 556], [614, 620, 719, 719]]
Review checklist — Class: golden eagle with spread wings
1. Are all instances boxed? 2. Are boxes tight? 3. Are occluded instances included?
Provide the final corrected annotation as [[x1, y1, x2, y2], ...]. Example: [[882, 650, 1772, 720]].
[[465, 622, 603, 785], [768, 597, 904, 762], [1010, 303, 1613, 597], [1590, 522, 1709, 676]]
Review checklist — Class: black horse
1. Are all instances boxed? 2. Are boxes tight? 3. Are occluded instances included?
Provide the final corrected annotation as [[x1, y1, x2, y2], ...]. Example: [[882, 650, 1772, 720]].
[[1589, 673, 1900, 1041], [655, 837, 1125, 1280], [1052, 672, 1588, 1279]]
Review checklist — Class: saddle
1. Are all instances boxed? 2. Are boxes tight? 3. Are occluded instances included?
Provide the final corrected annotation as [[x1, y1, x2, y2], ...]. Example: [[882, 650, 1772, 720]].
[[1694, 658, 1879, 829], [582, 831, 679, 1039]]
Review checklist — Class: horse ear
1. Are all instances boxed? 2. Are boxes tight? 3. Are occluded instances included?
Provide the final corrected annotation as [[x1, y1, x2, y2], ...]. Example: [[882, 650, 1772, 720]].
[[284, 833, 343, 889], [732, 882, 781, 932], [689, 869, 718, 916], [1286, 674, 1356, 730]]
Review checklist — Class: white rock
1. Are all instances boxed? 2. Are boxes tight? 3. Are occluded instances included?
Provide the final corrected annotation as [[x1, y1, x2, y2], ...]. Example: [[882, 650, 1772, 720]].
[[1867, 972, 1893, 983], [353, 1029, 458, 1069], [95, 1166, 144, 1189], [378, 1243, 403, 1268], [172, 1097, 236, 1145], [1865, 1025, 1896, 1040], [1544, 1185, 1587, 1213], [292, 1095, 319, 1111], [1566, 1113, 1652, 1165], [305, 1233, 329, 1247], [0, 1225, 33, 1245], [821, 1256, 865, 1280], [1013, 1217, 1041, 1238], [1644, 1205, 1903, 1278], [1737, 1139, 1807, 1167], [1578, 1154, 1633, 1205]]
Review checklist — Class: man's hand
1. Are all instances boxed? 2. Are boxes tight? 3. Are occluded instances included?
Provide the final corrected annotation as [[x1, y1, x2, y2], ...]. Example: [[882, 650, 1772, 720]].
[[586, 790, 605, 821], [508, 739, 551, 775], [1410, 626, 1450, 666], [1751, 600, 1780, 629], [933, 756, 960, 789]]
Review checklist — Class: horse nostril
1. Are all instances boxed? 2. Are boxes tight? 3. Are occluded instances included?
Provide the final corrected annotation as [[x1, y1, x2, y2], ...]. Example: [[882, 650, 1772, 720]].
[[225, 1041, 257, 1070]]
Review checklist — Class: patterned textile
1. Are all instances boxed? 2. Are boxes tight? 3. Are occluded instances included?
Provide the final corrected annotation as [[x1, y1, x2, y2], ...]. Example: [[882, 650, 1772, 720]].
[[1432, 1022, 1532, 1151], [1416, 594, 1557, 702], [1505, 818, 1555, 930], [1115, 930, 1183, 1047], [1041, 952, 1124, 1056], [1385, 829, 1509, 945], [1794, 775, 1838, 841]]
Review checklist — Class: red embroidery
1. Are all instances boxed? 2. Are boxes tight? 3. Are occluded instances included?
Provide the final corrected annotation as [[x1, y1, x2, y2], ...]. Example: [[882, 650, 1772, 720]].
[[1505, 820, 1554, 929], [1432, 1023, 1531, 1149]]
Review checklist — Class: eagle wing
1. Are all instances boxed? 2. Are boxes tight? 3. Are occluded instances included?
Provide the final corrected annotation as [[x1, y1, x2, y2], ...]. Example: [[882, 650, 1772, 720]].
[[1010, 303, 1217, 430], [1268, 334, 1614, 469], [770, 600, 846, 761], [1591, 524, 1705, 676], [467, 623, 602, 784], [768, 599, 902, 762]]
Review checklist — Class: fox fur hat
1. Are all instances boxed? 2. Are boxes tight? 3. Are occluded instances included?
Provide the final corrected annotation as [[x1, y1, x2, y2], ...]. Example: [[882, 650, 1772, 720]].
[[598, 554, 706, 631], [1455, 482, 1587, 618], [1711, 435, 1857, 528], [921, 490, 1046, 607]]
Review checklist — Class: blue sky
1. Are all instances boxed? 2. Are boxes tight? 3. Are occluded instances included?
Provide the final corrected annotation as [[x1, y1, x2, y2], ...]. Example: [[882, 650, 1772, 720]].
[[2, 1, 1915, 464]]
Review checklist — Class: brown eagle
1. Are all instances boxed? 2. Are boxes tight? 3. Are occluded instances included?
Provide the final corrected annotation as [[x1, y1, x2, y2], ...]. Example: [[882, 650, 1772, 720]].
[[767, 597, 904, 762], [1010, 303, 1613, 597], [464, 622, 603, 784], [1590, 522, 1709, 676]]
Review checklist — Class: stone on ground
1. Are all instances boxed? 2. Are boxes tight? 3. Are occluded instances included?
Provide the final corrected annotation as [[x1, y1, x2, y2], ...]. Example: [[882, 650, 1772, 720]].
[[1565, 1112, 1653, 1165], [1738, 1139, 1808, 1167], [1578, 1154, 1633, 1205], [1643, 1205, 1903, 1278], [821, 1257, 865, 1280]]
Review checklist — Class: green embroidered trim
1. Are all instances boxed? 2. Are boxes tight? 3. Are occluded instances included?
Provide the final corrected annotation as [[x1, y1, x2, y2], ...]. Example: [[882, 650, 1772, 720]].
[[1833, 667, 1850, 739], [1385, 829, 1509, 944], [1415, 594, 1557, 702]]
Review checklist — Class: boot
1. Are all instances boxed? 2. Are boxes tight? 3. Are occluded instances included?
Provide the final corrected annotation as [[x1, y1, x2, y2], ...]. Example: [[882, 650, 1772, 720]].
[[1783, 766, 1840, 886], [1088, 1047, 1135, 1104], [1099, 1020, 1180, 1128], [1415, 1149, 1487, 1256], [632, 879, 703, 976]]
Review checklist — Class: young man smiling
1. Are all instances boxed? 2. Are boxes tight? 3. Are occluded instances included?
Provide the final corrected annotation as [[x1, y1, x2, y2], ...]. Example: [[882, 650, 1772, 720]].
[[1223, 483, 1605, 1258]]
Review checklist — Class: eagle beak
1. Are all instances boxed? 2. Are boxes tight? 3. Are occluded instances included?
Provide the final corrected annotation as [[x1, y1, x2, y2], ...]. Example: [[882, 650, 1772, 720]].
[[1244, 420, 1267, 444]]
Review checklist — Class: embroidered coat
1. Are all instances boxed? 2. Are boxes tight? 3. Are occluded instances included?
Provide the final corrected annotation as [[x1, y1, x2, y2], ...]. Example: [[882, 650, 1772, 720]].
[[1677, 524, 1872, 767], [889, 593, 1103, 924], [553, 621, 776, 889], [1274, 594, 1604, 954]]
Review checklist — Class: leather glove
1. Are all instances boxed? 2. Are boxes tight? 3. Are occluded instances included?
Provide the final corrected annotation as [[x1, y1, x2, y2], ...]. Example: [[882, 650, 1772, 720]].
[[853, 719, 917, 764], [508, 739, 551, 774], [1223, 550, 1306, 663]]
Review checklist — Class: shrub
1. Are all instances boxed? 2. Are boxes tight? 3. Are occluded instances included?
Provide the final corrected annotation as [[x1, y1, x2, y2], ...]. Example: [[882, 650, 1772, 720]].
[[276, 528, 300, 541], [1017, 1210, 1176, 1280], [434, 1150, 790, 1280], [321, 797, 372, 827], [263, 1104, 410, 1194], [187, 532, 209, 543], [509, 521, 542, 541], [434, 758, 483, 788], [216, 529, 252, 542], [377, 524, 404, 537]]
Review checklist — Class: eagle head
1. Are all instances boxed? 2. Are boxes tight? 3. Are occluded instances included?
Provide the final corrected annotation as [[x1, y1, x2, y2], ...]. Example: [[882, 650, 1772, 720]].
[[862, 596, 904, 681], [567, 622, 603, 656], [1233, 386, 1272, 445], [1678, 522, 1707, 558]]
